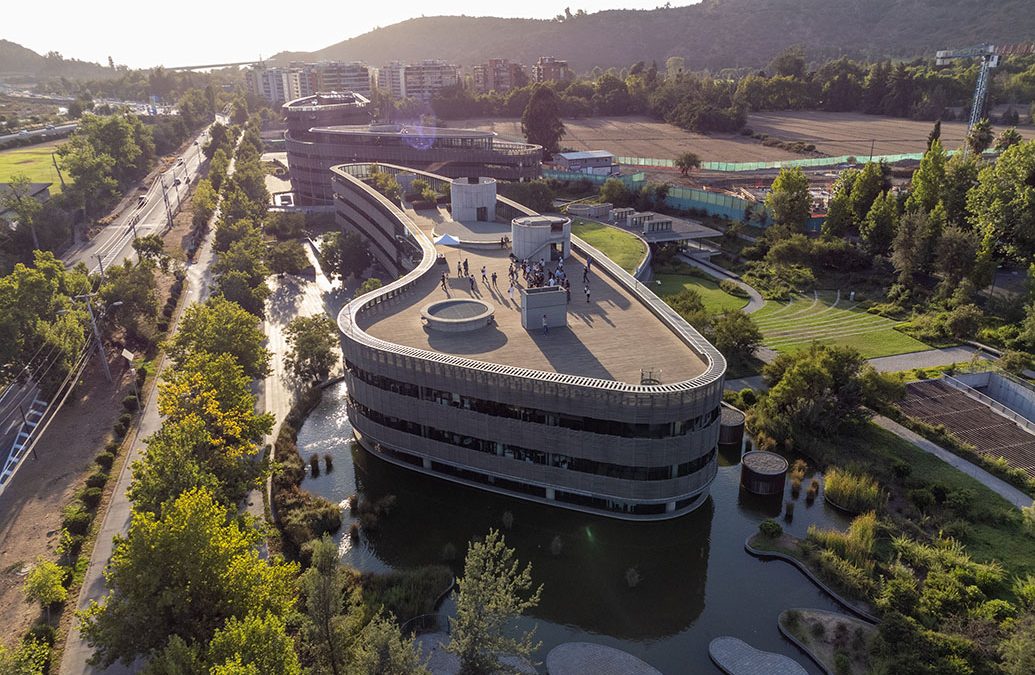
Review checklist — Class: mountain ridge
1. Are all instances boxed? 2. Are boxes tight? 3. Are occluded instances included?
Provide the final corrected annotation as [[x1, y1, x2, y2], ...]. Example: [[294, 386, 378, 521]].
[[271, 0, 1035, 72]]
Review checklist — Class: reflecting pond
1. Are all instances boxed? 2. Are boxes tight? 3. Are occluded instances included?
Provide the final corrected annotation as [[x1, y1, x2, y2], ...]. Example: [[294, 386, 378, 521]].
[[297, 382, 853, 674]]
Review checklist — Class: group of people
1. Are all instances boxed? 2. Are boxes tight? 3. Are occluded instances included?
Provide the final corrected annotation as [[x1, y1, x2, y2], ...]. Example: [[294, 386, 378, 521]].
[[439, 253, 597, 309]]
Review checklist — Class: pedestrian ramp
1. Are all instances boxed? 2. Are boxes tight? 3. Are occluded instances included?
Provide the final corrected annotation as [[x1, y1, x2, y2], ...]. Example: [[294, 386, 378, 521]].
[[0, 395, 48, 494]]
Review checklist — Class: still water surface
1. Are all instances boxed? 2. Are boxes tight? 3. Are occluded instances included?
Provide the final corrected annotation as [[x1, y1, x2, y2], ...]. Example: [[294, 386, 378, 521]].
[[297, 382, 852, 674]]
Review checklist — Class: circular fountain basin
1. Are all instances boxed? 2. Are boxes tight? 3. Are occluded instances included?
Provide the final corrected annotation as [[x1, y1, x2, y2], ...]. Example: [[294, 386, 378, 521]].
[[420, 298, 495, 332]]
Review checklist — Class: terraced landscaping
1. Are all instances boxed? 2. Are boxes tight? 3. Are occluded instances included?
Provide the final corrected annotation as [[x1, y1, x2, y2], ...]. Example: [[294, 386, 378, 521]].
[[753, 291, 931, 359]]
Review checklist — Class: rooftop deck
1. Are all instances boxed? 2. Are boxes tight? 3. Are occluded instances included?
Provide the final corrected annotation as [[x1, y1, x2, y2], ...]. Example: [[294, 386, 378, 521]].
[[359, 207, 708, 386]]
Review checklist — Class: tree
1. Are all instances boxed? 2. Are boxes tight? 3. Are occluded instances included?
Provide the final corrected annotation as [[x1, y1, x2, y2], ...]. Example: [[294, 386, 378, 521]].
[[967, 140, 1035, 259], [675, 151, 700, 176], [754, 344, 875, 446], [966, 118, 994, 155], [711, 311, 761, 364], [23, 556, 67, 621], [891, 210, 937, 287], [80, 488, 297, 666], [99, 259, 158, 336], [598, 177, 634, 208], [132, 234, 168, 272], [319, 231, 371, 281], [300, 535, 349, 675], [860, 190, 898, 256], [353, 277, 383, 299], [941, 153, 979, 228], [905, 140, 946, 215], [927, 119, 941, 150], [207, 613, 302, 675], [267, 240, 309, 275], [820, 170, 856, 238], [995, 127, 1024, 153], [0, 639, 48, 675], [158, 351, 273, 466], [349, 612, 430, 675], [848, 162, 885, 224], [448, 530, 541, 675], [215, 217, 260, 253], [128, 416, 225, 516], [521, 85, 566, 157], [768, 46, 806, 79], [285, 315, 339, 384], [0, 174, 43, 250], [166, 296, 271, 378], [934, 225, 979, 296], [765, 167, 811, 231], [665, 288, 708, 328], [57, 135, 120, 217], [192, 178, 218, 232]]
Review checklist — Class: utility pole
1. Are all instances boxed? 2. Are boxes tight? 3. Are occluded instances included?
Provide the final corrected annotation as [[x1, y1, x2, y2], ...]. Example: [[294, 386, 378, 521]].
[[160, 176, 173, 229], [94, 254, 106, 282], [77, 294, 112, 383]]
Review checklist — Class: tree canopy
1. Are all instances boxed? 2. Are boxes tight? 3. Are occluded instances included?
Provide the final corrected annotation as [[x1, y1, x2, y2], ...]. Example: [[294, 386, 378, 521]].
[[166, 296, 271, 378]]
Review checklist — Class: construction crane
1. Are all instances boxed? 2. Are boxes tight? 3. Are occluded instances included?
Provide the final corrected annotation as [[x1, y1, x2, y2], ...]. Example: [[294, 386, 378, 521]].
[[936, 43, 1035, 129]]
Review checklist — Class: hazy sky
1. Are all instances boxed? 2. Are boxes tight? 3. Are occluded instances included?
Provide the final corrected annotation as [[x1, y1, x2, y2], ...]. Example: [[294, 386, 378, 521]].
[[4, 1, 690, 69]]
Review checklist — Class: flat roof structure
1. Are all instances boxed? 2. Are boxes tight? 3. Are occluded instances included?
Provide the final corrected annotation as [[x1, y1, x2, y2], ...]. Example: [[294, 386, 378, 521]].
[[333, 163, 725, 521], [557, 150, 615, 161], [360, 209, 705, 385]]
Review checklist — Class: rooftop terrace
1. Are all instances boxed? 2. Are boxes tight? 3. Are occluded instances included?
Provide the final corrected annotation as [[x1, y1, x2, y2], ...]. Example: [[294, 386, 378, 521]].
[[358, 206, 708, 386]]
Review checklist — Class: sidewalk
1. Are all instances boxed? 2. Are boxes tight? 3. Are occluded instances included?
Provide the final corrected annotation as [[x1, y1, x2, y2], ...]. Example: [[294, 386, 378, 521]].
[[58, 133, 232, 675], [873, 415, 1033, 509]]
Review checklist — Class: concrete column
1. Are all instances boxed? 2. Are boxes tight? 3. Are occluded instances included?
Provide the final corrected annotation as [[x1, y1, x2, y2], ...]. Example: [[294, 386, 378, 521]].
[[422, 457, 432, 470], [546, 488, 555, 500], [666, 501, 676, 513]]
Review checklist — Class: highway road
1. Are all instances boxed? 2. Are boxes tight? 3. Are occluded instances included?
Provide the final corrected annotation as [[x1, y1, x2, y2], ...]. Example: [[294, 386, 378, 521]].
[[63, 125, 212, 275], [0, 122, 78, 145]]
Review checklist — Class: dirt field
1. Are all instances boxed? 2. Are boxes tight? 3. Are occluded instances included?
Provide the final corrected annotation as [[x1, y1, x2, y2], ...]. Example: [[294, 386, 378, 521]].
[[0, 362, 131, 647], [452, 113, 1035, 164], [452, 116, 801, 163], [746, 111, 1035, 157]]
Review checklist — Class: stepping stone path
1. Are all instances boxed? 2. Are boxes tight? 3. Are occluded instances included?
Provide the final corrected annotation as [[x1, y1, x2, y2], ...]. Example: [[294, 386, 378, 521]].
[[546, 642, 662, 675], [709, 636, 808, 675]]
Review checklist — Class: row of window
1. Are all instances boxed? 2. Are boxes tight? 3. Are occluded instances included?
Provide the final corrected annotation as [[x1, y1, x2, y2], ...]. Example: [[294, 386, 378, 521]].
[[347, 360, 720, 439], [375, 442, 705, 517], [350, 398, 716, 482]]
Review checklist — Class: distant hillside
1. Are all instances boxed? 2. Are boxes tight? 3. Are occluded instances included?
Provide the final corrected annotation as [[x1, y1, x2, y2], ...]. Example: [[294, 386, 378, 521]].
[[274, 0, 1035, 71], [0, 40, 114, 80]]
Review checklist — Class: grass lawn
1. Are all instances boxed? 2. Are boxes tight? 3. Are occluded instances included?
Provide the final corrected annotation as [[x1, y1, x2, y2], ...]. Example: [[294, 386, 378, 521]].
[[0, 140, 67, 193], [653, 273, 748, 314], [819, 423, 1034, 581], [570, 219, 646, 274], [752, 290, 931, 359]]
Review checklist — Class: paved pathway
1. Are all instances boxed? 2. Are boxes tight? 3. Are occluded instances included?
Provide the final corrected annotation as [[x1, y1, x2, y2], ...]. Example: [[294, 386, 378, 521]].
[[868, 345, 992, 373], [60, 137, 236, 675], [873, 415, 1033, 509], [709, 636, 808, 675], [546, 642, 661, 675], [677, 254, 765, 314]]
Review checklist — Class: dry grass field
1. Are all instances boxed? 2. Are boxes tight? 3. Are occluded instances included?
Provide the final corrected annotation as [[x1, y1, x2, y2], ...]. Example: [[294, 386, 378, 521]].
[[747, 111, 1034, 157], [452, 113, 1035, 164], [452, 116, 801, 162]]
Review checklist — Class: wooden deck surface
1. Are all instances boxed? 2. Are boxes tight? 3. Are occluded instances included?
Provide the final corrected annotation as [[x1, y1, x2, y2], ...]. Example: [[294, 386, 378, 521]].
[[360, 209, 707, 385]]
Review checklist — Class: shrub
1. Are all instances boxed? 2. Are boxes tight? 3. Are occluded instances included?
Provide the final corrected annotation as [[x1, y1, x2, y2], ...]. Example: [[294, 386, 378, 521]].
[[811, 620, 826, 638], [784, 500, 795, 521], [758, 519, 783, 538], [891, 460, 912, 479], [834, 651, 852, 675], [323, 454, 333, 472], [308, 454, 320, 477], [815, 549, 875, 597], [86, 471, 108, 489], [908, 487, 936, 512], [111, 421, 127, 438], [119, 412, 134, 427], [806, 512, 877, 568], [719, 279, 749, 298], [824, 468, 882, 513], [80, 486, 103, 509], [122, 395, 139, 412], [95, 451, 115, 470], [806, 478, 820, 503], [62, 503, 91, 535]]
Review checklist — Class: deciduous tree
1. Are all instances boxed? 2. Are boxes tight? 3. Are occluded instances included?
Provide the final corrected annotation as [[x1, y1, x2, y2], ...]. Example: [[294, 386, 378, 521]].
[[285, 315, 339, 384], [521, 85, 565, 157], [675, 151, 700, 176], [711, 310, 762, 364], [80, 488, 297, 666], [765, 167, 811, 232], [23, 556, 67, 621], [166, 296, 271, 378]]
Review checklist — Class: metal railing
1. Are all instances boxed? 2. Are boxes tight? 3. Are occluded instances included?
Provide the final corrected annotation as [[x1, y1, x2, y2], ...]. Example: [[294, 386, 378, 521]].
[[333, 163, 725, 394], [942, 375, 1035, 436]]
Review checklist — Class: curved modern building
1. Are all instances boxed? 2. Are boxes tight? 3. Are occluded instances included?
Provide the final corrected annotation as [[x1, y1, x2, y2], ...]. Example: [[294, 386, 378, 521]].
[[333, 163, 726, 520], [285, 98, 543, 204]]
